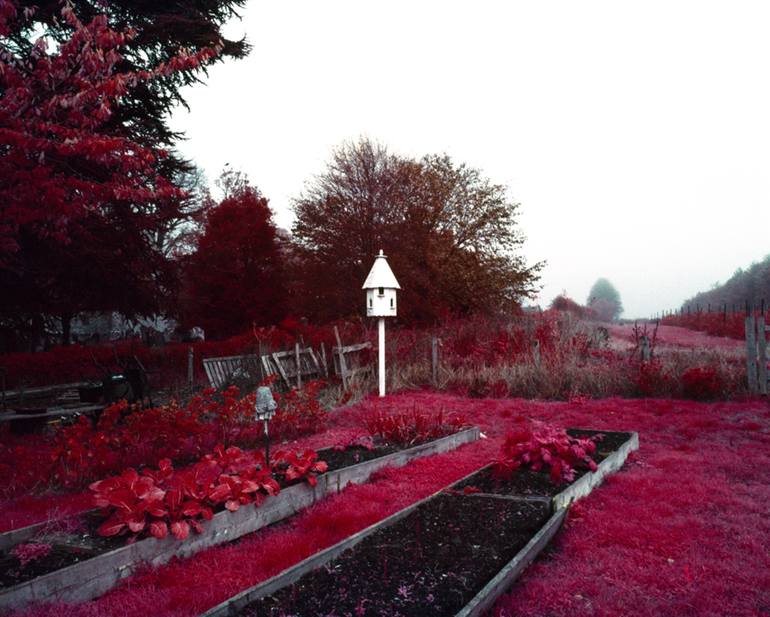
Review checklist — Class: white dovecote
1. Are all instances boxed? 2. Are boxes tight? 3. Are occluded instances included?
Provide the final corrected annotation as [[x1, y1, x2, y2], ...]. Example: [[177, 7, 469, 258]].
[[362, 250, 400, 397], [362, 250, 400, 318]]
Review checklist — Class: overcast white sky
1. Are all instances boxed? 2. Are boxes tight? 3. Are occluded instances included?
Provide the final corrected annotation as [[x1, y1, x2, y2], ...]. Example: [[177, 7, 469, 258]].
[[170, 1, 770, 319]]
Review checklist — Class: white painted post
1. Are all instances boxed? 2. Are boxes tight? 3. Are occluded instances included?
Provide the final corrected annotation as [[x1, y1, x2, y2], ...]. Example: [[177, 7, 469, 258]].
[[378, 317, 386, 397]]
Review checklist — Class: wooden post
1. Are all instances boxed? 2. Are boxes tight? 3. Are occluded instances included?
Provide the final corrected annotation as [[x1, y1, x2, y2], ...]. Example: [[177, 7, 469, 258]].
[[746, 315, 758, 394], [431, 336, 439, 386], [758, 316, 768, 395], [640, 336, 651, 362], [295, 343, 302, 389], [319, 343, 329, 378], [334, 326, 348, 391], [187, 347, 194, 391]]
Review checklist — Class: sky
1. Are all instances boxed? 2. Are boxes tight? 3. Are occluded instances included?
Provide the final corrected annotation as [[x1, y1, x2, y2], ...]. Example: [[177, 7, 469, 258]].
[[169, 1, 770, 319]]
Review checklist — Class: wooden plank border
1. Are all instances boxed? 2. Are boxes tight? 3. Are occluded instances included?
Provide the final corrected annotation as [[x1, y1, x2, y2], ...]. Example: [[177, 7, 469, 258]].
[[455, 508, 567, 617], [198, 429, 637, 617], [454, 431, 638, 511], [199, 459, 495, 617], [552, 431, 638, 510], [199, 467, 564, 617], [0, 427, 480, 612]]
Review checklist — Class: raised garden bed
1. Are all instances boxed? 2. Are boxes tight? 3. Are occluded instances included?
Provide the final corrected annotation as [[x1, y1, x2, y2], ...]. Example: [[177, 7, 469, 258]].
[[455, 429, 638, 509], [0, 427, 480, 612], [199, 428, 638, 617], [199, 470, 567, 617]]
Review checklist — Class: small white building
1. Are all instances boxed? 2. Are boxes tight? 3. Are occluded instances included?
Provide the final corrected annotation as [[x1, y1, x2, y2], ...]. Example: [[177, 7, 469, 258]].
[[362, 251, 400, 317]]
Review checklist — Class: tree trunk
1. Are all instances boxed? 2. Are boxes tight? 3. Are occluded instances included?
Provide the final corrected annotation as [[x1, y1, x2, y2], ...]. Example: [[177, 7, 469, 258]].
[[61, 313, 72, 346]]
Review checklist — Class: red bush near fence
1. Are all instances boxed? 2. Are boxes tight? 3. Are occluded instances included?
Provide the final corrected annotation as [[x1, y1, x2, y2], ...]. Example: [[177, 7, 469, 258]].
[[681, 366, 724, 400], [0, 319, 361, 390], [661, 310, 767, 341]]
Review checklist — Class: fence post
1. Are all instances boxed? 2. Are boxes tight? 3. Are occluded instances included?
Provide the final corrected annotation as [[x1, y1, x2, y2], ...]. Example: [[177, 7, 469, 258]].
[[746, 314, 758, 394], [431, 336, 439, 386], [640, 336, 651, 362], [758, 315, 768, 395], [334, 326, 349, 391], [295, 342, 302, 389], [187, 347, 194, 392], [320, 342, 329, 378]]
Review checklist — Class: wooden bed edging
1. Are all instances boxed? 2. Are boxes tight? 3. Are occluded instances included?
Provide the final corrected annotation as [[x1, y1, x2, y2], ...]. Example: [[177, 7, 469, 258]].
[[0, 427, 480, 612], [455, 430, 638, 510], [196, 429, 637, 617], [199, 460, 498, 617], [552, 431, 638, 510], [199, 476, 565, 617], [456, 507, 567, 617]]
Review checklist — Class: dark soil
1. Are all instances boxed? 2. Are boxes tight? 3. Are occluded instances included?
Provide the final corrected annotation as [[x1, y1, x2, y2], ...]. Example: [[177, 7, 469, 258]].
[[0, 544, 98, 589], [315, 444, 400, 473], [454, 430, 633, 498], [455, 467, 570, 497], [240, 493, 551, 617], [566, 429, 632, 454]]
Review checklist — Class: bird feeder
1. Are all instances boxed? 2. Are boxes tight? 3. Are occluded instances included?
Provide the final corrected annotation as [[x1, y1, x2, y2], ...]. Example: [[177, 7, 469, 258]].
[[254, 386, 277, 465], [362, 250, 400, 397]]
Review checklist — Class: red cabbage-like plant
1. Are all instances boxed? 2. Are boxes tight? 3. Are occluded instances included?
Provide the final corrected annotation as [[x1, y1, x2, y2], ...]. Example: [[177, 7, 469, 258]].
[[272, 449, 328, 487], [493, 421, 600, 484], [90, 444, 324, 541]]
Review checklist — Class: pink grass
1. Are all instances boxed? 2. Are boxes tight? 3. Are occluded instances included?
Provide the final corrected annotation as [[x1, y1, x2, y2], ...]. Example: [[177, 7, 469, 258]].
[[8, 392, 770, 617], [608, 323, 744, 351]]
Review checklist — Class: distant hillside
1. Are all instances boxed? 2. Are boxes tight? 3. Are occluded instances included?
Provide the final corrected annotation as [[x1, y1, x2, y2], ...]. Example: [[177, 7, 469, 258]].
[[683, 255, 770, 312]]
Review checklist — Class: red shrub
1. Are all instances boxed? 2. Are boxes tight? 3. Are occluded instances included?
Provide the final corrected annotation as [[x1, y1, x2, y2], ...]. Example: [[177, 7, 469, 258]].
[[364, 408, 466, 448], [2, 380, 328, 500], [633, 359, 672, 397], [681, 366, 724, 400]]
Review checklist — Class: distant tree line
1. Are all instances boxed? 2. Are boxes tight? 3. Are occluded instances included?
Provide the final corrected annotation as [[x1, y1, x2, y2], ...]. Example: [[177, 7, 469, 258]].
[[680, 256, 770, 314]]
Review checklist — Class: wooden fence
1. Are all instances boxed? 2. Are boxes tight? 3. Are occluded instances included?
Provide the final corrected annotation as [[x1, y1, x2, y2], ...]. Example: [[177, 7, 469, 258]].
[[745, 315, 768, 395]]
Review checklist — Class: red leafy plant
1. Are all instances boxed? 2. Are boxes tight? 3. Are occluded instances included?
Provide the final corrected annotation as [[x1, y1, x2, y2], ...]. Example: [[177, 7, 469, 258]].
[[364, 408, 467, 448], [493, 420, 600, 484], [271, 450, 328, 488], [11, 542, 52, 568], [90, 444, 320, 541]]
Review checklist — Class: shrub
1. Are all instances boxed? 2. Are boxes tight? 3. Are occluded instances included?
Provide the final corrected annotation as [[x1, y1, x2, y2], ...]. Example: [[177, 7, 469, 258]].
[[493, 420, 600, 484], [681, 366, 724, 400], [364, 408, 467, 448], [1, 380, 329, 499]]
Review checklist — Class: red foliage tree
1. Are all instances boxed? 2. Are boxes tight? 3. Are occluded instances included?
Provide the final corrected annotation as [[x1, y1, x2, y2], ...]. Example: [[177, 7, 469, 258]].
[[0, 1, 220, 346], [182, 185, 287, 339]]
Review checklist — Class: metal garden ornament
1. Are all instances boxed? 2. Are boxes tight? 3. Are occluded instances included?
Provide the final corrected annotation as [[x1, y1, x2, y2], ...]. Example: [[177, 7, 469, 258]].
[[254, 386, 277, 465]]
